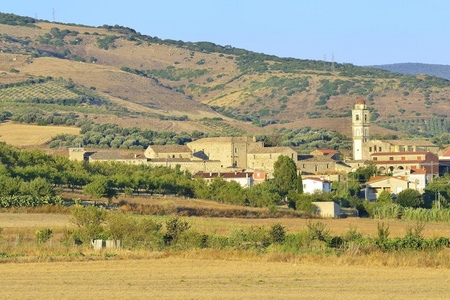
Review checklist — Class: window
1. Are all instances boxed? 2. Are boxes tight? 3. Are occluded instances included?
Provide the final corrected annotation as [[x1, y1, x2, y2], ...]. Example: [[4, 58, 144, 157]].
[[355, 114, 360, 121], [234, 148, 238, 153], [373, 157, 377, 161], [417, 156, 422, 161], [369, 147, 372, 152], [389, 157, 394, 161], [364, 114, 368, 122], [379, 147, 382, 152], [269, 154, 272, 159], [253, 155, 256, 159], [401, 157, 405, 160], [326, 164, 329, 169], [302, 164, 305, 168]]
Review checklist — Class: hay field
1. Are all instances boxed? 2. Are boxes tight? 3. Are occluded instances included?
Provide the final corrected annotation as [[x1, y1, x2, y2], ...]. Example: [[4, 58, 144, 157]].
[[0, 256, 448, 299], [0, 122, 80, 146], [2, 210, 450, 238], [0, 213, 71, 228]]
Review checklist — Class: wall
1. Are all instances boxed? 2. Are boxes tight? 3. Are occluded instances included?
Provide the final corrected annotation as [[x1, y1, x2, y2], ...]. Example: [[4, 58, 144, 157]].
[[312, 202, 340, 218]]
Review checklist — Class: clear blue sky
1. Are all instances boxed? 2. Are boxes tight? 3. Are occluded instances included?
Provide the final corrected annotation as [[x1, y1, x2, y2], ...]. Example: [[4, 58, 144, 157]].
[[2, 0, 449, 66]]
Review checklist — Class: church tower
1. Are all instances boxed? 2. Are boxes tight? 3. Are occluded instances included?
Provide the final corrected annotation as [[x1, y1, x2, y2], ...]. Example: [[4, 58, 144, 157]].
[[352, 98, 370, 160]]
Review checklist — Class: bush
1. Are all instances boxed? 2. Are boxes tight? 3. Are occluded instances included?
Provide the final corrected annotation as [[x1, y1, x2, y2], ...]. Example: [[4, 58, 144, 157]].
[[35, 229, 53, 245], [165, 217, 191, 246], [397, 189, 423, 208], [269, 223, 286, 244]]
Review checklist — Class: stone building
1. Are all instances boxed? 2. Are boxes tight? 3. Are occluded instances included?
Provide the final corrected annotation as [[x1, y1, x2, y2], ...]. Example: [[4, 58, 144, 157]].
[[187, 137, 264, 169], [247, 146, 298, 176], [297, 155, 336, 174], [310, 149, 340, 161], [144, 145, 192, 159]]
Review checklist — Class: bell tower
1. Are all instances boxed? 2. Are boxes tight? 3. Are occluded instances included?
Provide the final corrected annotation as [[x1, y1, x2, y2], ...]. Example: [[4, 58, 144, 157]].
[[352, 98, 370, 160]]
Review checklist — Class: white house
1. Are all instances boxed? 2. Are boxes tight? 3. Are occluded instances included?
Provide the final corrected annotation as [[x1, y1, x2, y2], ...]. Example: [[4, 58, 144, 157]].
[[302, 177, 332, 194], [193, 172, 254, 188]]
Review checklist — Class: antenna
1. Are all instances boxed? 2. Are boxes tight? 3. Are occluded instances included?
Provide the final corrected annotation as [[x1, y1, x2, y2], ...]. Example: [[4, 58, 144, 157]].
[[331, 53, 335, 73], [52, 8, 55, 22], [323, 54, 327, 72]]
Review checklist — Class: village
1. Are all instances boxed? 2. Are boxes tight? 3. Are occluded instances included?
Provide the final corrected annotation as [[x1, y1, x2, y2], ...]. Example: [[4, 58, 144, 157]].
[[67, 98, 449, 217]]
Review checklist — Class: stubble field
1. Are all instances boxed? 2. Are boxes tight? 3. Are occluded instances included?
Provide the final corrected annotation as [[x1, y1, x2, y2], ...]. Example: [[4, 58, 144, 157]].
[[0, 256, 449, 299], [0, 122, 80, 146]]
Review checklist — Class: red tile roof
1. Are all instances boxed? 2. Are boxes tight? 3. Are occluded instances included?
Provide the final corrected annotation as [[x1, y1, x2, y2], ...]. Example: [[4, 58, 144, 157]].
[[370, 151, 428, 156], [194, 172, 253, 179], [303, 177, 332, 183]]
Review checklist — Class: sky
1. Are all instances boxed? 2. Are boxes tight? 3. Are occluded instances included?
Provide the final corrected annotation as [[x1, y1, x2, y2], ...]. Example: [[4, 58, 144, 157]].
[[2, 0, 450, 66]]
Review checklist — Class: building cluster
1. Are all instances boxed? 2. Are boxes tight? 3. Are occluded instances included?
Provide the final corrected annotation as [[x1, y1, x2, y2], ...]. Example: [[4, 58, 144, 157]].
[[69, 98, 448, 204]]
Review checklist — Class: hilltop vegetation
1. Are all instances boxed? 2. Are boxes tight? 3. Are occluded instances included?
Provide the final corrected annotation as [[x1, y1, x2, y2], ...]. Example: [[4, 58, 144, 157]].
[[0, 12, 448, 141], [371, 62, 450, 81]]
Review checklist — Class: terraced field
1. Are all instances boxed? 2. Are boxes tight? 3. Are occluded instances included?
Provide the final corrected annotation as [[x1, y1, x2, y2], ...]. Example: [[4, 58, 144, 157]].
[[0, 81, 80, 102]]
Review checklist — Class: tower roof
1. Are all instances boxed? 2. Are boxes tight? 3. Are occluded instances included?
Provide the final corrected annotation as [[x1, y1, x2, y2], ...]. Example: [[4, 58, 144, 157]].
[[355, 98, 366, 105]]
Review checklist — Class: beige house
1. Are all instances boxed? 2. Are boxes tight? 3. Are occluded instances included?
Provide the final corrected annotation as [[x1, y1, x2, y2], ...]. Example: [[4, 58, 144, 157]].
[[187, 137, 264, 169], [362, 140, 439, 161], [68, 148, 88, 161], [247, 147, 298, 176], [370, 151, 439, 180], [365, 176, 419, 201]]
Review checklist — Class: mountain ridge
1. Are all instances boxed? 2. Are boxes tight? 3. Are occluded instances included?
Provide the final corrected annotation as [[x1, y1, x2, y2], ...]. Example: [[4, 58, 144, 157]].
[[369, 63, 450, 81]]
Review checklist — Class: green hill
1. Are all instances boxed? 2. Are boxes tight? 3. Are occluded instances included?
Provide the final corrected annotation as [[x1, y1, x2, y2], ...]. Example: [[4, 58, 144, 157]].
[[0, 11, 448, 140]]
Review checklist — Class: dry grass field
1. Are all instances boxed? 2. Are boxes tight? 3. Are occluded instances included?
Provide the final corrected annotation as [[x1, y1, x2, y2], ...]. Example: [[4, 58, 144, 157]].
[[0, 256, 449, 299], [0, 121, 80, 146], [1, 209, 449, 238]]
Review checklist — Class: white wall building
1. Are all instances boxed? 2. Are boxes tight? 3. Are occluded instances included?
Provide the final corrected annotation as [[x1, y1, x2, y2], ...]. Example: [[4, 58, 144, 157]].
[[303, 178, 332, 194]]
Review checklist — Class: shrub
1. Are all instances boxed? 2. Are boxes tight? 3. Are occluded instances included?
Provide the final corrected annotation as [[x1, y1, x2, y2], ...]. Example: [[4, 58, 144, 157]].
[[165, 217, 191, 246], [269, 223, 286, 244], [35, 229, 53, 245], [377, 190, 393, 204]]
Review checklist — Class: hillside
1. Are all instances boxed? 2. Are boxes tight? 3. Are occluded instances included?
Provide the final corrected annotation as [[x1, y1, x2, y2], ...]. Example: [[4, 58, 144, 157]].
[[370, 63, 450, 81], [0, 12, 448, 142]]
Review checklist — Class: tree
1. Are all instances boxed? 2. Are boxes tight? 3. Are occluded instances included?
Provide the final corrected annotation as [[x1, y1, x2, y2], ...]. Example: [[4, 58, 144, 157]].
[[296, 171, 304, 194], [247, 181, 281, 208], [84, 176, 117, 203], [396, 189, 423, 208], [70, 205, 107, 244], [273, 155, 297, 197], [377, 190, 393, 204]]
